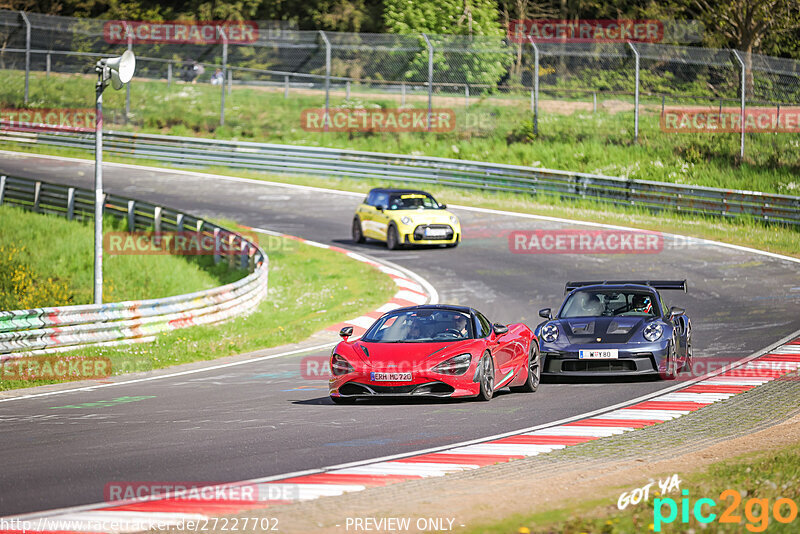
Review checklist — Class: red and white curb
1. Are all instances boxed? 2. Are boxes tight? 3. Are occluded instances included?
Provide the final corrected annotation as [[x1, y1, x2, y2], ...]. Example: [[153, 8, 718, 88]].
[[5, 333, 799, 533]]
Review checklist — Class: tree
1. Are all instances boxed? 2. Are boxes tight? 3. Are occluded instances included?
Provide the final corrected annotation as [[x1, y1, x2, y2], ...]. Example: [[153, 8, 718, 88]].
[[693, 0, 800, 94], [383, 0, 512, 88]]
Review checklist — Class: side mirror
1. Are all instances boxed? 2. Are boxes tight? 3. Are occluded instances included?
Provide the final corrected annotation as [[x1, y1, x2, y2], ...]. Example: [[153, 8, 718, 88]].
[[339, 326, 354, 340], [439, 203, 447, 209], [492, 323, 509, 335], [539, 308, 552, 320], [668, 307, 685, 320], [376, 205, 385, 212]]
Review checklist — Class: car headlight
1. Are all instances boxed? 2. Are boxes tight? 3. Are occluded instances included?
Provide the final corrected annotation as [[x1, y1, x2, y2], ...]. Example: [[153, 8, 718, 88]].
[[431, 353, 471, 375], [331, 354, 354, 375], [643, 323, 663, 342], [401, 216, 412, 225], [541, 323, 559, 343], [449, 215, 458, 225]]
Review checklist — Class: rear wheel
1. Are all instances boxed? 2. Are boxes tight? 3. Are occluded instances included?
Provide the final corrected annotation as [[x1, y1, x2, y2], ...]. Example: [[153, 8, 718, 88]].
[[476, 353, 495, 401], [352, 217, 365, 243], [330, 395, 356, 405], [386, 224, 401, 250], [681, 329, 694, 373], [510, 341, 540, 393]]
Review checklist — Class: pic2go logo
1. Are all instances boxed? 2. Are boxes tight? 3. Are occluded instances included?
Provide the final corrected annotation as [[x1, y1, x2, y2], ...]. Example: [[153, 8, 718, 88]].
[[654, 489, 799, 532]]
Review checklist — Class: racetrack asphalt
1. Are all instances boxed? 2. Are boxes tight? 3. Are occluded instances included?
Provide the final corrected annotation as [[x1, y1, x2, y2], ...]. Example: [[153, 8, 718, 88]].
[[1, 152, 799, 516]]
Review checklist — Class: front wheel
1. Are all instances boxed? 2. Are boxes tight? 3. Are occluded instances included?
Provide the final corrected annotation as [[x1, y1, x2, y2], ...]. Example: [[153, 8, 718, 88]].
[[386, 224, 401, 250], [510, 342, 540, 393], [659, 339, 678, 380], [681, 329, 693, 373], [352, 217, 365, 243], [476, 353, 495, 401]]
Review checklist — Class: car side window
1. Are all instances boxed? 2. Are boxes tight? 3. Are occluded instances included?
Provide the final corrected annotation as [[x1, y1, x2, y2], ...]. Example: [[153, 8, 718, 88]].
[[374, 192, 389, 210], [475, 312, 492, 338], [366, 191, 378, 206]]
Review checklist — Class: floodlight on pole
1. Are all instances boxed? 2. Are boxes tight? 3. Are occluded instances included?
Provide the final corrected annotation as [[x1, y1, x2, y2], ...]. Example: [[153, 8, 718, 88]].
[[93, 50, 135, 305]]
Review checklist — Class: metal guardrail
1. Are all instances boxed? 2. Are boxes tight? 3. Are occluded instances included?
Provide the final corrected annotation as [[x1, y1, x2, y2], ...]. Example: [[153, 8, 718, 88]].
[[1, 129, 799, 226], [0, 174, 269, 356]]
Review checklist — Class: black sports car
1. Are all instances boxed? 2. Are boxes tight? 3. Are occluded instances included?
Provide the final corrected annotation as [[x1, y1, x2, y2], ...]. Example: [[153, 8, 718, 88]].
[[535, 280, 692, 379]]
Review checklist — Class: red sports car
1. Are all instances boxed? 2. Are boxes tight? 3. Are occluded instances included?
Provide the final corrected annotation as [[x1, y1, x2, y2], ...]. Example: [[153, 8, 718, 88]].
[[329, 305, 540, 403]]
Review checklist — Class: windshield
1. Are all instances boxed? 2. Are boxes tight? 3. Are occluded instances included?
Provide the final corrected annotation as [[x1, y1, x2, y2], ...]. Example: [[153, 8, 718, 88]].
[[560, 290, 658, 318], [388, 193, 441, 210], [362, 309, 473, 342]]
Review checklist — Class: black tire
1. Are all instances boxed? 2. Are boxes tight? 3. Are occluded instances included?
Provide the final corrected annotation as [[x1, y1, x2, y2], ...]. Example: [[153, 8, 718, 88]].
[[476, 353, 495, 401], [510, 341, 540, 393], [681, 329, 694, 373], [330, 395, 356, 405], [352, 217, 365, 243], [386, 224, 401, 250], [659, 338, 679, 380]]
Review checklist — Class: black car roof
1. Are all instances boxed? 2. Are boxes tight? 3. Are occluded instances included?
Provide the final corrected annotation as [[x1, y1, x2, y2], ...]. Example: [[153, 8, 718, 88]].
[[388, 304, 474, 315], [368, 188, 432, 195]]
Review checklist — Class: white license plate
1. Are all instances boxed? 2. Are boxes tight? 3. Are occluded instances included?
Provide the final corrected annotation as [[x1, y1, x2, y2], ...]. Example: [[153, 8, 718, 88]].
[[371, 372, 412, 382], [425, 228, 447, 237], [579, 349, 619, 359]]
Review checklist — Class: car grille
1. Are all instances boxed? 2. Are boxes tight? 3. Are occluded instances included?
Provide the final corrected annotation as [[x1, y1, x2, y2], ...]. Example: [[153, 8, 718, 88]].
[[562, 360, 638, 372], [339, 382, 454, 396], [413, 224, 454, 241]]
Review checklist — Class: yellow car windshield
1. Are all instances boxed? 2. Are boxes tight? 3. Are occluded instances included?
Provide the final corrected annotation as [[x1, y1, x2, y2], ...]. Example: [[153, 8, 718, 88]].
[[389, 194, 441, 210]]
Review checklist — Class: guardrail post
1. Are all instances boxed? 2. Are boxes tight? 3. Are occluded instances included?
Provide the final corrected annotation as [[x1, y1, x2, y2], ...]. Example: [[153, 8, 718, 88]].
[[528, 37, 539, 136], [220, 28, 228, 127], [167, 61, 172, 88], [732, 50, 746, 161], [401, 82, 406, 106], [67, 187, 75, 220], [46, 53, 51, 78], [465, 84, 469, 107], [214, 227, 221, 264], [127, 200, 135, 231], [153, 206, 162, 246], [20, 12, 31, 105], [319, 30, 331, 130], [0, 176, 6, 205], [628, 42, 640, 143], [227, 234, 236, 267], [240, 240, 248, 270], [227, 68, 232, 96], [284, 75, 289, 98], [346, 80, 350, 100], [175, 213, 184, 231], [33, 181, 41, 212], [593, 92, 597, 113], [421, 33, 434, 131]]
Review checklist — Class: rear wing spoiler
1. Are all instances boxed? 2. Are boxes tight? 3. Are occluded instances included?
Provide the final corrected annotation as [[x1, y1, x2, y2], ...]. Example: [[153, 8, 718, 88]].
[[565, 280, 687, 294]]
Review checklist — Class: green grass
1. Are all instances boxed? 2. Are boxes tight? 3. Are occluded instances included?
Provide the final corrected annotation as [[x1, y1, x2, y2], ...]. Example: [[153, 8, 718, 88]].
[[0, 204, 243, 309], [2, 70, 800, 195], [0, 226, 396, 391], [464, 443, 800, 533]]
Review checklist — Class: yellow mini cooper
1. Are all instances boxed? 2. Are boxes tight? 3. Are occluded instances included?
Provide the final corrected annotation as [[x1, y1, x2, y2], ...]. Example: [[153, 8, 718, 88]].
[[352, 188, 461, 249]]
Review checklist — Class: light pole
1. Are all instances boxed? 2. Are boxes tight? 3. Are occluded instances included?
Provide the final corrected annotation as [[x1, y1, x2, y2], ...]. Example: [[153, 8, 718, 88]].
[[93, 50, 135, 304]]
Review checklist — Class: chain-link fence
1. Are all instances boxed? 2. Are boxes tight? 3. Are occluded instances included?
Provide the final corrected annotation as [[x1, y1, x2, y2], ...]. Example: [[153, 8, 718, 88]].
[[2, 9, 800, 162]]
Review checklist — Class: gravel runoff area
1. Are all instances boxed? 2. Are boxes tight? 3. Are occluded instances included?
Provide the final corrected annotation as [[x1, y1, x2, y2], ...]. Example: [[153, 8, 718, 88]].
[[171, 367, 800, 534]]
